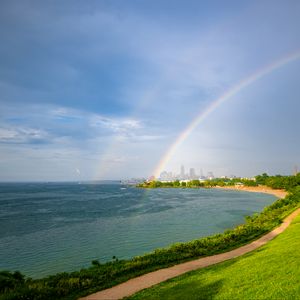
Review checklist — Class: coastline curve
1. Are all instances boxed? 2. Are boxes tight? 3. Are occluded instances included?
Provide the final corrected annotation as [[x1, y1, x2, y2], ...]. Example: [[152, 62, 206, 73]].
[[80, 188, 295, 300]]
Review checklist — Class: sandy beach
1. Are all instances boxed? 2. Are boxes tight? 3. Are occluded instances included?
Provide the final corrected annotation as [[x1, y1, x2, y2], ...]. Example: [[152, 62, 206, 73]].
[[214, 185, 287, 199]]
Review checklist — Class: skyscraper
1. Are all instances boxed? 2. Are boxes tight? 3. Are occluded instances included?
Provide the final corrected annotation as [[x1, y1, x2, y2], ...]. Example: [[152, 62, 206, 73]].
[[189, 168, 196, 179], [180, 165, 185, 179]]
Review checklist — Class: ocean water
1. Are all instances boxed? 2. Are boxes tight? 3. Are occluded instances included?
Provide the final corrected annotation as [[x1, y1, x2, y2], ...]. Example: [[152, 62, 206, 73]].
[[0, 183, 276, 278]]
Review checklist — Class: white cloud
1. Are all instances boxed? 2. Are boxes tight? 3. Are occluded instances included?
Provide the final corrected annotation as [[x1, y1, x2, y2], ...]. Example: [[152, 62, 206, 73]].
[[49, 107, 82, 119], [0, 126, 50, 144], [89, 114, 141, 133]]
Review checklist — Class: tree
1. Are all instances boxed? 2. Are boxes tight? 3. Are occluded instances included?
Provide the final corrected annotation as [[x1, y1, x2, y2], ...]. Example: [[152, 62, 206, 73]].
[[173, 180, 180, 187], [190, 180, 201, 187], [255, 173, 269, 185]]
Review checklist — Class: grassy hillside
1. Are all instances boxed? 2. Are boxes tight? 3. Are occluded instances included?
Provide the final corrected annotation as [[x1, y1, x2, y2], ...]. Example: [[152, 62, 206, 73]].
[[129, 214, 300, 300]]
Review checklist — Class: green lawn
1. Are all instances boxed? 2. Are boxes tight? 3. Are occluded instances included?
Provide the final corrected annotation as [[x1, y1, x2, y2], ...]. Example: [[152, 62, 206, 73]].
[[128, 215, 300, 300]]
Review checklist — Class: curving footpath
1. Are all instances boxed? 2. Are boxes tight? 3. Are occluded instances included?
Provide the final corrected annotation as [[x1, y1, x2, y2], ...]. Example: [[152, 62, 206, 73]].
[[80, 206, 300, 300]]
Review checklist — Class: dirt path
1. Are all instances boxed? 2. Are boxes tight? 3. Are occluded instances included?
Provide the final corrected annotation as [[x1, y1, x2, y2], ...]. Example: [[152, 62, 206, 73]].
[[81, 190, 298, 300]]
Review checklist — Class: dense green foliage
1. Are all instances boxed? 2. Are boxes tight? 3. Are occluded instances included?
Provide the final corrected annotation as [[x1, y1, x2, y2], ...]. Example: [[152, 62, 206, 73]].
[[138, 173, 300, 190], [137, 177, 255, 188], [129, 213, 300, 300], [256, 173, 300, 191], [0, 272, 24, 294], [1, 175, 300, 300]]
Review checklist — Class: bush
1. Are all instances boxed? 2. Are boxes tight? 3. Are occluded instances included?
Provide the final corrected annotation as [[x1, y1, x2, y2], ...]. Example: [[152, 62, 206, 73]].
[[0, 271, 25, 293]]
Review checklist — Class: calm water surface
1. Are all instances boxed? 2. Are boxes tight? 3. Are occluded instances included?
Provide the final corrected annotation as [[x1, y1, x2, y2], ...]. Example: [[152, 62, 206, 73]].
[[0, 183, 275, 278]]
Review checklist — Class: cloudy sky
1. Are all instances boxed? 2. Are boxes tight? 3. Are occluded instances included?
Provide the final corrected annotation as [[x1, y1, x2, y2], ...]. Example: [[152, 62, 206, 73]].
[[0, 0, 300, 181]]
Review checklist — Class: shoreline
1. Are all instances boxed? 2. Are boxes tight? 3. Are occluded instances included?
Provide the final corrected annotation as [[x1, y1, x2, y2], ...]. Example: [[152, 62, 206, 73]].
[[81, 207, 300, 300], [214, 185, 287, 199], [81, 186, 290, 300]]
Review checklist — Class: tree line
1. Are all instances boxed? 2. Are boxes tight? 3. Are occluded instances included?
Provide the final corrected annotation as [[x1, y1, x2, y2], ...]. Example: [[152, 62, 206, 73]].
[[137, 173, 300, 191]]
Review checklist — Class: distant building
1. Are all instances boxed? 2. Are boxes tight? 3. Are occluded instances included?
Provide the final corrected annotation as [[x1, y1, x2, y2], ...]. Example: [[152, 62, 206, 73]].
[[160, 171, 168, 180], [189, 168, 197, 179], [180, 165, 185, 179], [207, 171, 214, 180], [200, 168, 204, 178], [179, 179, 190, 183], [160, 171, 174, 181]]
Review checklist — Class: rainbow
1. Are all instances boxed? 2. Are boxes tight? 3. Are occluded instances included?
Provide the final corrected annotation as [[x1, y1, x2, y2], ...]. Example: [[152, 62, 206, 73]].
[[153, 51, 300, 178]]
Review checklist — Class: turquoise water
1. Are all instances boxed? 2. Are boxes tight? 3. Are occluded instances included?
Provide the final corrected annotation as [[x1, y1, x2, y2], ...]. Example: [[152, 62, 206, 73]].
[[0, 183, 275, 278]]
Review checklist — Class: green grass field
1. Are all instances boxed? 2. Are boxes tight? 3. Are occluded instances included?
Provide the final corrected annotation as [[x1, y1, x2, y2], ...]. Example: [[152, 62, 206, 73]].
[[128, 215, 300, 300]]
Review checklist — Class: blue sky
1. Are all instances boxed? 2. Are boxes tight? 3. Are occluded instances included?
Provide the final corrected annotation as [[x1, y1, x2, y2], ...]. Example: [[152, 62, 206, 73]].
[[0, 0, 300, 181]]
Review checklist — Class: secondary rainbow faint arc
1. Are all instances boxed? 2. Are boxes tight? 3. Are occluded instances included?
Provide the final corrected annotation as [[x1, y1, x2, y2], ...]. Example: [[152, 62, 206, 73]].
[[153, 51, 300, 178]]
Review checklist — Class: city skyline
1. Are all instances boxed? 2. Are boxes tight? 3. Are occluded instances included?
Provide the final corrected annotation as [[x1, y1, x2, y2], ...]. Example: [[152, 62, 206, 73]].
[[157, 164, 249, 182], [159, 165, 215, 181]]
